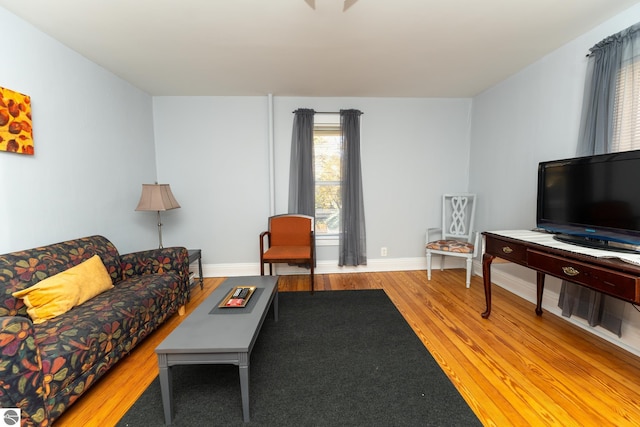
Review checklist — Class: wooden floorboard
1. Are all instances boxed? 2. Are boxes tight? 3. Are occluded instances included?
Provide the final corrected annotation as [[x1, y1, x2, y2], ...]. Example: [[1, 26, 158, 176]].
[[54, 270, 640, 426]]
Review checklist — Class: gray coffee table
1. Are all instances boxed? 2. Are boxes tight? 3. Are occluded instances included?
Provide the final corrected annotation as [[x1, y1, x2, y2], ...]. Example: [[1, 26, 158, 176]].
[[155, 275, 279, 424]]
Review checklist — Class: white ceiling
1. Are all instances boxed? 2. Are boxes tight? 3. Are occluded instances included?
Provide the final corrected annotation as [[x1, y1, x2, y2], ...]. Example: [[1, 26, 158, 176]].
[[1, 0, 638, 97]]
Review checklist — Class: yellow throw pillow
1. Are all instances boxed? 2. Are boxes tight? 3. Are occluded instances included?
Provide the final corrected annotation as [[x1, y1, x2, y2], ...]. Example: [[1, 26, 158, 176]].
[[12, 254, 114, 324]]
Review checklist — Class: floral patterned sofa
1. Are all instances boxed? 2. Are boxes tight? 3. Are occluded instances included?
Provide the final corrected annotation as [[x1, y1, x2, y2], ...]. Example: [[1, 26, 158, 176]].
[[0, 235, 190, 426]]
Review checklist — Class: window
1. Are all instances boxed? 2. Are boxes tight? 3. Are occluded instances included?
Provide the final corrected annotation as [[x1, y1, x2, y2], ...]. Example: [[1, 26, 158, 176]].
[[612, 57, 640, 152], [314, 115, 341, 237]]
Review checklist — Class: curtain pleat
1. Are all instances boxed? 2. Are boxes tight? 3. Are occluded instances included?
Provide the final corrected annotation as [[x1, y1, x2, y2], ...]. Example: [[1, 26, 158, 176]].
[[339, 109, 367, 266], [288, 109, 315, 216]]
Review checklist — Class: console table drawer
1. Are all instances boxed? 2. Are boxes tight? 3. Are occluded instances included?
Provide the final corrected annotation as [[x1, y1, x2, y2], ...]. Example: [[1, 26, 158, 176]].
[[527, 250, 640, 303], [485, 238, 527, 265]]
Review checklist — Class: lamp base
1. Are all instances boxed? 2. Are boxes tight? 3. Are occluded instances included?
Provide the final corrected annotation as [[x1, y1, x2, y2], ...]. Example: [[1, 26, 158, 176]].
[[157, 211, 164, 249]]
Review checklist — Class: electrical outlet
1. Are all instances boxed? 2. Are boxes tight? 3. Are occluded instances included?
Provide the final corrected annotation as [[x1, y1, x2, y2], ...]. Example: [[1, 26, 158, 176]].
[[381, 247, 388, 257]]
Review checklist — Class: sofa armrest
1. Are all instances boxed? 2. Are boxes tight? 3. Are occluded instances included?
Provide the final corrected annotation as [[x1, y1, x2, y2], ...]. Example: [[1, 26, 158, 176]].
[[120, 246, 190, 280], [0, 316, 47, 425]]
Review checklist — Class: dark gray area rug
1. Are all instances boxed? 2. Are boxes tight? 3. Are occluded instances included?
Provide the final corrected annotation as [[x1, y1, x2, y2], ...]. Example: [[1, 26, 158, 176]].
[[117, 290, 481, 426]]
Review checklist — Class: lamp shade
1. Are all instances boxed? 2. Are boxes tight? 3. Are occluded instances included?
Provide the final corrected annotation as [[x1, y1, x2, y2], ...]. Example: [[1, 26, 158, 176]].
[[135, 184, 181, 212]]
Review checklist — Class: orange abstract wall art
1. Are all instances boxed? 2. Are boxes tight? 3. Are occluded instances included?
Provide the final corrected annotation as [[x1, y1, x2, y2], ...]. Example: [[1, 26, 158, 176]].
[[0, 86, 33, 155]]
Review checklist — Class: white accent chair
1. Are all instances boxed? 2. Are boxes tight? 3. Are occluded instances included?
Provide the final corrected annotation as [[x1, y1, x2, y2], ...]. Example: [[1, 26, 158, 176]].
[[425, 193, 478, 288]]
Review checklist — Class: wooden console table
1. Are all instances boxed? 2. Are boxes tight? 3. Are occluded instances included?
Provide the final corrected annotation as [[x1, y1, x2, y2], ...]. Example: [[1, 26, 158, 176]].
[[482, 231, 640, 319]]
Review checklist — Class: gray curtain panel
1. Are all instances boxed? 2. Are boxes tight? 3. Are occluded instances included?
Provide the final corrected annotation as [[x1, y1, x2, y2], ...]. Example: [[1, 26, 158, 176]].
[[577, 22, 640, 156], [558, 22, 640, 337], [288, 109, 315, 216], [339, 109, 367, 266]]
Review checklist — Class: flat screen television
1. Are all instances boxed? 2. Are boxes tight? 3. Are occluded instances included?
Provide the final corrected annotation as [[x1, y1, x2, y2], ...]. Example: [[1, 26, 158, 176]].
[[536, 149, 640, 253]]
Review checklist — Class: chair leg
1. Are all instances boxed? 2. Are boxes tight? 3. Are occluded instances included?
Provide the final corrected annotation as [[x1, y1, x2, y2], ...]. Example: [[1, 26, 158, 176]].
[[260, 259, 264, 276], [465, 257, 472, 288], [426, 251, 432, 280], [310, 263, 314, 294]]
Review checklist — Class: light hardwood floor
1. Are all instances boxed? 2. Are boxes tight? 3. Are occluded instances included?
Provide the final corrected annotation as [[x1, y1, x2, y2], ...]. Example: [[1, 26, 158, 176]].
[[55, 270, 640, 426]]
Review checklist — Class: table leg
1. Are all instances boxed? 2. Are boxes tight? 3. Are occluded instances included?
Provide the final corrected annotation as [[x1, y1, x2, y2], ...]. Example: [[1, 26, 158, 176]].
[[273, 288, 279, 322], [535, 271, 545, 316], [239, 353, 250, 422], [481, 253, 495, 318], [158, 354, 174, 425]]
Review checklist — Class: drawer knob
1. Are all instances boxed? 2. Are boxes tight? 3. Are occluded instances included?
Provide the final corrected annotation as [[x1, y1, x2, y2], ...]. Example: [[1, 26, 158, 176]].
[[562, 266, 580, 277], [502, 246, 513, 254]]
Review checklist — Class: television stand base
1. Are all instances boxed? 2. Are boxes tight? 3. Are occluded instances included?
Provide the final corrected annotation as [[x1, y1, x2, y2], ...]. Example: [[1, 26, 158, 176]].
[[553, 233, 640, 254]]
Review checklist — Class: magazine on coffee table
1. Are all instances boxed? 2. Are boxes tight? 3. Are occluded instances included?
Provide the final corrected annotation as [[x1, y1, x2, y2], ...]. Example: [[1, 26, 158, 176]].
[[219, 286, 257, 308]]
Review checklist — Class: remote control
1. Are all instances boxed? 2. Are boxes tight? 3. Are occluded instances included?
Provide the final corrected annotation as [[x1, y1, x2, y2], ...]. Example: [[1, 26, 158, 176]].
[[238, 288, 249, 299], [232, 288, 242, 298]]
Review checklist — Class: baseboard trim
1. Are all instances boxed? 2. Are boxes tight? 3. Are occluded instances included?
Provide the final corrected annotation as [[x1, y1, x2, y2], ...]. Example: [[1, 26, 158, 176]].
[[197, 257, 432, 278]]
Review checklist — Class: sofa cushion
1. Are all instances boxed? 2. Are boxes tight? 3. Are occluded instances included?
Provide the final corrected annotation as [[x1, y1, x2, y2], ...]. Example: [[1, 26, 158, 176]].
[[12, 255, 113, 324], [426, 239, 475, 253], [33, 271, 183, 402]]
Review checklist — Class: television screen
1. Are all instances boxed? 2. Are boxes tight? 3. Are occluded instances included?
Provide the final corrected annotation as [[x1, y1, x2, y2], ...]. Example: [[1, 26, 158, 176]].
[[537, 149, 640, 252]]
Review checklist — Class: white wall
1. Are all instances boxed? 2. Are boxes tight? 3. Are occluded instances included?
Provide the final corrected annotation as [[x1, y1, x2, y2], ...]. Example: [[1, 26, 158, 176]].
[[469, 3, 640, 355], [152, 96, 272, 266], [153, 96, 473, 273], [0, 7, 159, 254]]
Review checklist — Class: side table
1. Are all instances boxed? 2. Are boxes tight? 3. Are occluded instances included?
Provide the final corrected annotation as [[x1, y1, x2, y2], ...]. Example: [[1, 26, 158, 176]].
[[187, 249, 204, 290]]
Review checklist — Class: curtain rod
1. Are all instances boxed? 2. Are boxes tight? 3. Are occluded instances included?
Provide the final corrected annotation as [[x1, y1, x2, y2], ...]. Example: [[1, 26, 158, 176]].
[[291, 110, 364, 114]]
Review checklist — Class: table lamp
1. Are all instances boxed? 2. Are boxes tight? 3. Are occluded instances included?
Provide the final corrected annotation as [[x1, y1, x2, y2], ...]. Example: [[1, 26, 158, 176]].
[[135, 184, 181, 248]]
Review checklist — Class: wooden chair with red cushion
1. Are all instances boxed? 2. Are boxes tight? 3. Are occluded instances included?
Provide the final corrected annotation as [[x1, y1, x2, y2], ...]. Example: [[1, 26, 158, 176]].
[[260, 214, 315, 293]]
